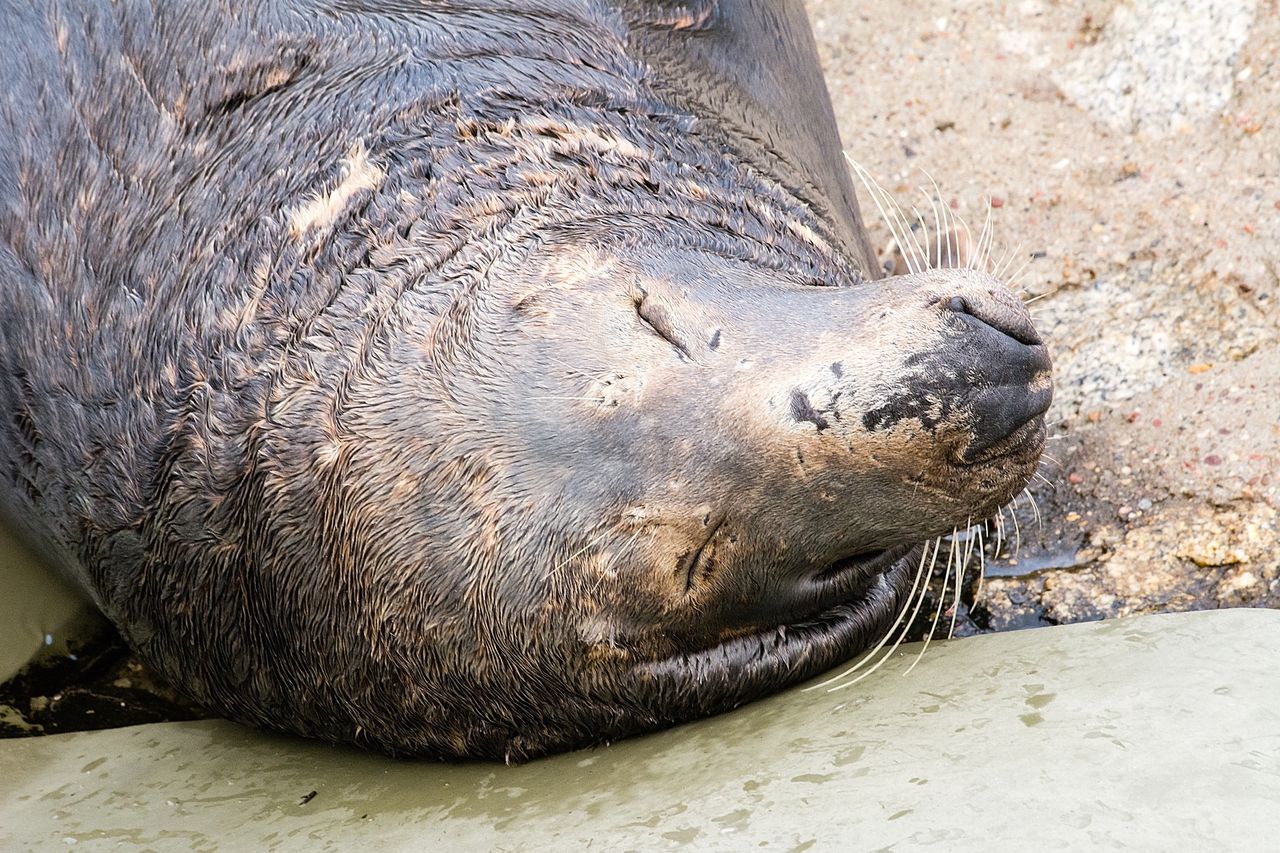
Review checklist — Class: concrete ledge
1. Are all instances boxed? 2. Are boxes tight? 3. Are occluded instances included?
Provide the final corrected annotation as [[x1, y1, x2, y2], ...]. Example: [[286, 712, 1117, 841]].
[[3, 609, 1278, 851]]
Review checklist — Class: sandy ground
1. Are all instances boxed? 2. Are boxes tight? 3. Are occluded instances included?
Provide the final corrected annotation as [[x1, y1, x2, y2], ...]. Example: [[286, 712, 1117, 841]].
[[807, 0, 1280, 633]]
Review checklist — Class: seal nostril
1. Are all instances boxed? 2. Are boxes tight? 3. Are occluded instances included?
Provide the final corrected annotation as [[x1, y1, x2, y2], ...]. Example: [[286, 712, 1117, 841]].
[[940, 290, 1042, 347]]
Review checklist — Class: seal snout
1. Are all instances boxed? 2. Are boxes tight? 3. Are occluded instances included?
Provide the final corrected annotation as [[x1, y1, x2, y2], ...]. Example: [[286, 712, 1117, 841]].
[[938, 290, 1042, 347], [933, 284, 1053, 463], [958, 380, 1053, 464]]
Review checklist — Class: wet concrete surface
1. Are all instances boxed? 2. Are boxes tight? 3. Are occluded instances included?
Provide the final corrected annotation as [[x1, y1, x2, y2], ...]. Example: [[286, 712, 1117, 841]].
[[5, 610, 1279, 851]]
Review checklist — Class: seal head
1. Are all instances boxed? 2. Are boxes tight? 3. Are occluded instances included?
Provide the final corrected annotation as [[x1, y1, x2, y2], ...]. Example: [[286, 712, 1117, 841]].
[[0, 0, 1050, 759]]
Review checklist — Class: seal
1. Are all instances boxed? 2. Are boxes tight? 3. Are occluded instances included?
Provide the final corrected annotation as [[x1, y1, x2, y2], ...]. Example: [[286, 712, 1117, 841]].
[[0, 0, 1052, 760]]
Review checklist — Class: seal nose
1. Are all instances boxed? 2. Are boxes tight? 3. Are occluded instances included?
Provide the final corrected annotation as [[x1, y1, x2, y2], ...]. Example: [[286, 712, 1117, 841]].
[[961, 380, 1052, 463], [940, 291, 1042, 347], [937, 289, 1052, 462]]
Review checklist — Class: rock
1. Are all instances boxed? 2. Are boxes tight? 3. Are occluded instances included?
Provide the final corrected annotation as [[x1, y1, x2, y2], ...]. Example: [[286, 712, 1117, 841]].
[[1055, 0, 1258, 135]]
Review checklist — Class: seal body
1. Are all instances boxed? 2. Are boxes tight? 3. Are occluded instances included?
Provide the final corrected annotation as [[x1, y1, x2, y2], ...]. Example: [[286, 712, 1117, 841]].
[[0, 0, 1051, 759]]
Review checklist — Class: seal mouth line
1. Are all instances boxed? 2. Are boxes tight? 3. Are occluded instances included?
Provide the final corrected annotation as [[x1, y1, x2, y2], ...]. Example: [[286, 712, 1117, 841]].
[[638, 547, 921, 679], [814, 542, 917, 584], [955, 415, 1048, 467], [683, 514, 726, 593]]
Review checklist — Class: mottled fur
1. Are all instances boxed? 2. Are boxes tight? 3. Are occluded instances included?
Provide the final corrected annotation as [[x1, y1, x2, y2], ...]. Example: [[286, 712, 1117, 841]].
[[0, 0, 1049, 759]]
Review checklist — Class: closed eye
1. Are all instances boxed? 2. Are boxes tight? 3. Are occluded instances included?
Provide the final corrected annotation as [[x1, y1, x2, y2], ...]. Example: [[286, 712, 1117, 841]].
[[633, 294, 692, 361]]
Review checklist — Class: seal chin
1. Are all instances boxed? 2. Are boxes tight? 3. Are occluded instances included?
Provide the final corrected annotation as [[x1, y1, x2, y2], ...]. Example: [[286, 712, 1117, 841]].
[[632, 546, 919, 697], [959, 409, 1049, 468], [812, 541, 919, 585]]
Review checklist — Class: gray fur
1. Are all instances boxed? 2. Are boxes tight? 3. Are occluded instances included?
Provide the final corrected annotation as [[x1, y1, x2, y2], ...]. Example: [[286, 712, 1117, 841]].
[[0, 0, 1049, 759]]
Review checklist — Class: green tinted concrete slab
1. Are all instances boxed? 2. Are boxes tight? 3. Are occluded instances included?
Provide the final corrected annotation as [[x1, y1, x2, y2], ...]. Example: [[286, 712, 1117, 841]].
[[3, 609, 1278, 851]]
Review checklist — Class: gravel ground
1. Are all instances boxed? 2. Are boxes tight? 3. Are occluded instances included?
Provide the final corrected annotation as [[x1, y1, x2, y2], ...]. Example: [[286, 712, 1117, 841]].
[[808, 0, 1280, 633]]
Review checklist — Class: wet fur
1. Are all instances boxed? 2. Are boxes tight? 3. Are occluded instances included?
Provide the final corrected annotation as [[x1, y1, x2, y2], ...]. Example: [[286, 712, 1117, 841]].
[[0, 1, 1048, 759], [0, 0, 888, 758]]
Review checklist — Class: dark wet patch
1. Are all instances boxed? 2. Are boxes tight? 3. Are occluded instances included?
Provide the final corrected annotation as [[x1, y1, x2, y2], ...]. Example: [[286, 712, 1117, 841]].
[[862, 389, 947, 432], [830, 361, 843, 378], [789, 390, 830, 432], [0, 625, 204, 738]]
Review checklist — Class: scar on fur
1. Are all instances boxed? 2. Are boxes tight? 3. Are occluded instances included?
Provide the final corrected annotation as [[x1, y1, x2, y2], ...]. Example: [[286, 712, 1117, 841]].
[[288, 142, 385, 238]]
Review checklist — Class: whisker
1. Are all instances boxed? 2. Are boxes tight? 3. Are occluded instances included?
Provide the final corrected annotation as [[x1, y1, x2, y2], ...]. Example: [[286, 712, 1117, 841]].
[[844, 157, 906, 253], [545, 354, 593, 377], [1023, 486, 1043, 530], [589, 529, 644, 596], [948, 524, 971, 640], [528, 396, 608, 401], [925, 191, 956, 248], [810, 539, 936, 690], [545, 526, 617, 579], [998, 243, 1028, 284], [910, 203, 933, 270], [1007, 499, 1024, 560], [845, 155, 926, 274], [808, 544, 927, 688], [919, 185, 946, 269], [927, 191, 944, 269], [974, 523, 987, 604], [994, 239, 1024, 281], [991, 509, 1005, 559], [922, 170, 963, 270], [905, 533, 953, 675], [973, 197, 994, 273], [955, 203, 977, 276], [899, 196, 930, 272], [1003, 251, 1037, 293], [1024, 288, 1060, 305]]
